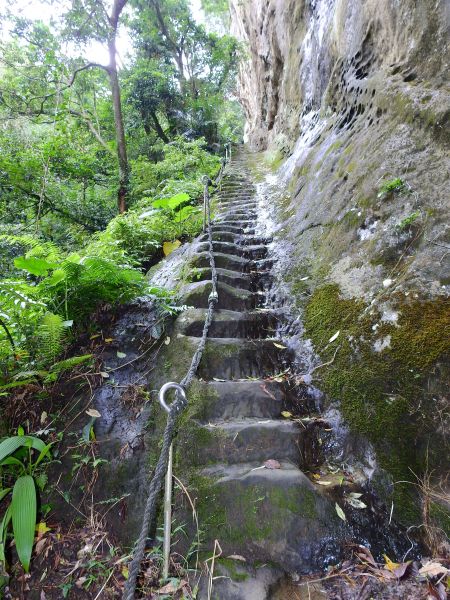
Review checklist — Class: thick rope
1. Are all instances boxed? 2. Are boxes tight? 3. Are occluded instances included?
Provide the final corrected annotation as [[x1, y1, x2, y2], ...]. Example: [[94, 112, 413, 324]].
[[122, 162, 222, 600]]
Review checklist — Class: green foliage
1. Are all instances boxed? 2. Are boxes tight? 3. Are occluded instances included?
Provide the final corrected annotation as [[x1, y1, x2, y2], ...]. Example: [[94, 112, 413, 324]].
[[36, 313, 66, 364], [0, 434, 52, 576], [377, 177, 405, 197], [395, 211, 421, 232]]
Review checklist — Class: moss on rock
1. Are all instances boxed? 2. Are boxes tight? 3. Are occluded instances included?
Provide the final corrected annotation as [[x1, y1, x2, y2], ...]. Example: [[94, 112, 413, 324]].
[[304, 284, 450, 525]]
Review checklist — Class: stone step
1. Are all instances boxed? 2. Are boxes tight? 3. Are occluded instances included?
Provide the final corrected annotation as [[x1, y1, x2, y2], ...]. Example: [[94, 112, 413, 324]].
[[218, 211, 257, 220], [212, 242, 267, 259], [197, 241, 266, 260], [216, 217, 255, 226], [176, 308, 278, 338], [197, 336, 290, 379], [180, 280, 257, 311], [188, 379, 286, 420], [200, 231, 260, 244], [217, 198, 257, 206], [185, 267, 253, 290], [192, 252, 254, 273], [210, 224, 255, 234], [177, 461, 344, 574], [178, 418, 301, 467]]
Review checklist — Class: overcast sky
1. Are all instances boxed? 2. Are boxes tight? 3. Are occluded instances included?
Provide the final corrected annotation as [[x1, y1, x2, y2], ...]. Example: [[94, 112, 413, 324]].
[[0, 0, 207, 66]]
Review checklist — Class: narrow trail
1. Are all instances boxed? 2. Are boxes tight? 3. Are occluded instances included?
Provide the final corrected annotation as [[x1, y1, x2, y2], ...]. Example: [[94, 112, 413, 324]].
[[168, 150, 347, 597], [156, 149, 407, 598]]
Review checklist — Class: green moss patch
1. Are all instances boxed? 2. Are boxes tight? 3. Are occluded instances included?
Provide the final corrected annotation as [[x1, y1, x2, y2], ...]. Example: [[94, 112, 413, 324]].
[[304, 284, 450, 524]]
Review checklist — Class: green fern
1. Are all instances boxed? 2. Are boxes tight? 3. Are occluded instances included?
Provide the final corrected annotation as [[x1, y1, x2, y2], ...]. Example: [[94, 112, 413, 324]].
[[48, 354, 93, 375], [36, 313, 66, 364], [0, 234, 62, 263]]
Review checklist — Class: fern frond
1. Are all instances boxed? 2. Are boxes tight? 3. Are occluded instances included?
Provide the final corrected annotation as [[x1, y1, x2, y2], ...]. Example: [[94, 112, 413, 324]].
[[48, 354, 93, 375], [0, 235, 62, 263], [36, 313, 66, 364]]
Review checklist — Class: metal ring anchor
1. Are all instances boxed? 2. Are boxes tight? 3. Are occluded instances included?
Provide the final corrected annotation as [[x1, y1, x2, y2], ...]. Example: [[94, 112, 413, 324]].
[[158, 382, 187, 414]]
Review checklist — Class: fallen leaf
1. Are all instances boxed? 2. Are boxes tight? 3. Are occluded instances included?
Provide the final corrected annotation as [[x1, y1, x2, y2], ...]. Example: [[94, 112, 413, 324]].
[[383, 554, 401, 572], [264, 459, 281, 469], [40, 411, 48, 424], [329, 330, 340, 343], [104, 338, 114, 343], [391, 561, 411, 579], [117, 351, 126, 358], [164, 336, 171, 345], [355, 545, 377, 567], [156, 581, 178, 594], [427, 581, 447, 600], [90, 334, 101, 340], [227, 554, 246, 562], [312, 473, 321, 480], [100, 371, 109, 378], [75, 577, 87, 588], [35, 538, 47, 556], [35, 522, 51, 537], [121, 566, 129, 580], [347, 496, 367, 509], [281, 411, 292, 418], [163, 240, 181, 256], [335, 502, 346, 521], [273, 342, 286, 349], [86, 408, 101, 418], [419, 561, 449, 578], [317, 481, 332, 486]]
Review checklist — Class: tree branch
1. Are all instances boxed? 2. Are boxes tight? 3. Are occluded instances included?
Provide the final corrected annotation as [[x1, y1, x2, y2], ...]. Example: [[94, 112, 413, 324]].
[[69, 109, 116, 155], [3, 182, 97, 232]]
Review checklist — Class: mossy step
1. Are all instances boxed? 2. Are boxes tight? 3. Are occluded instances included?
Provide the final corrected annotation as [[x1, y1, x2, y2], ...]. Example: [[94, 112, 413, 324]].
[[180, 280, 257, 311], [215, 217, 256, 226], [192, 252, 255, 273], [188, 380, 286, 419], [199, 231, 261, 245], [210, 225, 255, 235], [218, 210, 257, 219], [218, 199, 257, 207], [183, 267, 253, 290], [176, 308, 278, 338], [197, 241, 266, 260], [178, 418, 302, 466], [212, 242, 267, 259], [178, 461, 344, 574], [196, 336, 290, 379]]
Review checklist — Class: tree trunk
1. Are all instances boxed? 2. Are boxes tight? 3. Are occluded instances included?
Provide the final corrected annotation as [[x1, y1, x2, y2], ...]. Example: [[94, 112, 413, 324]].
[[150, 111, 169, 143], [108, 37, 129, 214], [108, 0, 129, 214]]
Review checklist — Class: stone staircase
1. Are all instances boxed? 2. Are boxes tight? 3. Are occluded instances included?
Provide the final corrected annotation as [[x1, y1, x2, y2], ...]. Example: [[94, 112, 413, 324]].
[[154, 154, 347, 596]]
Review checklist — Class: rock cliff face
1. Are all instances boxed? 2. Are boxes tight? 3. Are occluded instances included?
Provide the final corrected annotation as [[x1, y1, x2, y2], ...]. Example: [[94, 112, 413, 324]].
[[231, 0, 449, 544]]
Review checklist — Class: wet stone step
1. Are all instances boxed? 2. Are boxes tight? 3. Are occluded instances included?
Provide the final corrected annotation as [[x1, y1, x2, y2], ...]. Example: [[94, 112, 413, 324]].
[[176, 308, 278, 338], [217, 198, 257, 206], [183, 267, 253, 290], [192, 252, 255, 273], [176, 462, 344, 574], [216, 216, 256, 225], [180, 280, 257, 311], [197, 336, 290, 380], [212, 242, 267, 259], [210, 224, 255, 234], [178, 418, 302, 467], [189, 380, 286, 420]]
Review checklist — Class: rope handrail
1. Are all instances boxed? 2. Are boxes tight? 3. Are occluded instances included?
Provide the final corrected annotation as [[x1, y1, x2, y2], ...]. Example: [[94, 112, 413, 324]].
[[122, 145, 229, 600]]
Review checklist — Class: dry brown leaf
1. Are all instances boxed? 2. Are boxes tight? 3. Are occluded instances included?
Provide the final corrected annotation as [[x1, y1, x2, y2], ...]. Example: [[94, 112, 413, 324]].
[[156, 581, 178, 594], [419, 561, 449, 578]]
